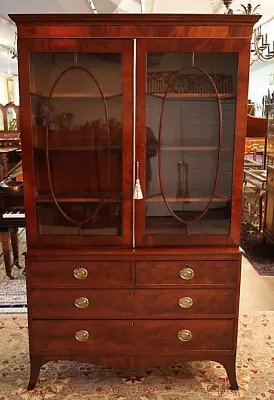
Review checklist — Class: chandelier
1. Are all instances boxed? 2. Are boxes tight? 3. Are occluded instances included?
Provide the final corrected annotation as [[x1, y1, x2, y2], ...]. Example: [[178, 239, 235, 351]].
[[237, 2, 274, 63], [221, 2, 274, 64], [251, 22, 274, 63]]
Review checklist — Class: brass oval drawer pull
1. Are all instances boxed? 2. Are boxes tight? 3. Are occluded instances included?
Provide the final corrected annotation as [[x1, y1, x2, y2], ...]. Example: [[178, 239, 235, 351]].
[[73, 267, 88, 280], [178, 297, 193, 309], [75, 330, 89, 341], [74, 297, 89, 309], [178, 329, 192, 342], [179, 267, 194, 280]]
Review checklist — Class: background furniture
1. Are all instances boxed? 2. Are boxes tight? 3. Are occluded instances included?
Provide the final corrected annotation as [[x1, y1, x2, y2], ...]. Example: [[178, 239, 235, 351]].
[[243, 169, 266, 230], [0, 102, 20, 133], [11, 13, 258, 391], [0, 102, 21, 180], [0, 102, 23, 277], [264, 166, 274, 242], [263, 104, 274, 242], [244, 103, 266, 169], [263, 103, 274, 170], [0, 161, 24, 278]]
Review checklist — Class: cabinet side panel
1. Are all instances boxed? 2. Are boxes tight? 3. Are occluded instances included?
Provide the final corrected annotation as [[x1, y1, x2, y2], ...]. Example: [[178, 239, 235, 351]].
[[230, 43, 252, 245]]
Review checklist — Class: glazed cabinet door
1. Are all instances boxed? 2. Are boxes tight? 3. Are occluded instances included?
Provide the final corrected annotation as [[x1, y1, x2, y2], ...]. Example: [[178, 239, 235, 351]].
[[135, 39, 251, 247], [19, 39, 133, 247]]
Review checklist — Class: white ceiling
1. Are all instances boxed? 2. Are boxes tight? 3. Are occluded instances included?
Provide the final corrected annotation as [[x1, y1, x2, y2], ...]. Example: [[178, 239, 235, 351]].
[[2, 0, 273, 18], [0, 0, 273, 74]]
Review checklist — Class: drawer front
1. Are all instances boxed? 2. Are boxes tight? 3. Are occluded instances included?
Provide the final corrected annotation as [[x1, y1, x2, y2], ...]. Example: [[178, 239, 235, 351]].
[[31, 319, 235, 352], [31, 288, 237, 319], [29, 261, 131, 287], [136, 261, 238, 285]]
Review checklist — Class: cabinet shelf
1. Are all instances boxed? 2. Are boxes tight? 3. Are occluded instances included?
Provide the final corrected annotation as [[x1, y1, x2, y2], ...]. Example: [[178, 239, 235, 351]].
[[34, 145, 232, 151], [31, 91, 235, 100], [30, 92, 122, 100], [147, 93, 236, 99], [146, 145, 233, 151], [146, 196, 231, 203], [33, 145, 121, 151], [36, 190, 122, 203]]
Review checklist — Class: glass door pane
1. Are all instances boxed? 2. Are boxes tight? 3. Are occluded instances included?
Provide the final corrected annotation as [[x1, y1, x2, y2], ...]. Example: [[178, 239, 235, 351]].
[[30, 51, 123, 236], [145, 52, 237, 236]]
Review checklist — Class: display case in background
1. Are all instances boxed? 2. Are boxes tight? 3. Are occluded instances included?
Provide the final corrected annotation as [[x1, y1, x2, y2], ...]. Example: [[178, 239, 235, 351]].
[[263, 104, 274, 242]]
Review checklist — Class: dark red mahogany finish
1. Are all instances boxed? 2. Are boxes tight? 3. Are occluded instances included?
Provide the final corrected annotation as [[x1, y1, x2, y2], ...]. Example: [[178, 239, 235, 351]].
[[10, 13, 259, 391]]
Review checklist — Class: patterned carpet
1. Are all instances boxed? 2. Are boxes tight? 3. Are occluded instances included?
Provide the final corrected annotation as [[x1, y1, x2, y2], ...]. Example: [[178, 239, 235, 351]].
[[0, 230, 273, 398], [0, 229, 27, 312], [0, 313, 273, 399], [240, 222, 274, 276]]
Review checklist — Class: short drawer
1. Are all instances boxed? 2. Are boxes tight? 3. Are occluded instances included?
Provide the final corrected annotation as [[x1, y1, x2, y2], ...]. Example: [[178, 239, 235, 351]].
[[31, 319, 235, 353], [29, 261, 131, 287], [136, 260, 239, 285], [31, 288, 237, 319]]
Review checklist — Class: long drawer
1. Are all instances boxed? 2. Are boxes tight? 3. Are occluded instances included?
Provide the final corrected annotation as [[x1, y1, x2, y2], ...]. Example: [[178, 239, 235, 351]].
[[28, 261, 131, 287], [136, 260, 239, 285], [31, 288, 237, 318], [31, 319, 235, 352]]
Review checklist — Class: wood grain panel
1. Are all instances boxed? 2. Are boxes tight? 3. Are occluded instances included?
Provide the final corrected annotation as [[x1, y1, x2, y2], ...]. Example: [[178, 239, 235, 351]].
[[29, 261, 132, 287], [31, 288, 237, 319], [230, 42, 253, 245], [136, 260, 238, 285], [31, 319, 235, 352]]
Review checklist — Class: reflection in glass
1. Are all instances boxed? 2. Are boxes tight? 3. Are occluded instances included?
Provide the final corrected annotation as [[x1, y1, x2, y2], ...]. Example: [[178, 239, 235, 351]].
[[145, 52, 237, 235], [145, 198, 231, 235], [30, 52, 123, 236], [36, 202, 121, 235]]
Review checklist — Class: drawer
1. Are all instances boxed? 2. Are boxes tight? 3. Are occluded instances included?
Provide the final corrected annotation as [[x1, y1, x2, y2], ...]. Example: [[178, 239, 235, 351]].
[[31, 288, 237, 319], [136, 260, 238, 285], [29, 261, 131, 287], [31, 319, 235, 352]]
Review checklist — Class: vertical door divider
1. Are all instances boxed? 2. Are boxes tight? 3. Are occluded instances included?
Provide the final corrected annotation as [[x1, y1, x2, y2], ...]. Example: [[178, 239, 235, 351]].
[[133, 38, 137, 248]]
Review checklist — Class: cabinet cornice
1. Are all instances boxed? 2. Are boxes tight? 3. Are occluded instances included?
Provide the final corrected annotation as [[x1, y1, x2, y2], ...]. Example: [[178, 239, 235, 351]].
[[9, 14, 260, 27]]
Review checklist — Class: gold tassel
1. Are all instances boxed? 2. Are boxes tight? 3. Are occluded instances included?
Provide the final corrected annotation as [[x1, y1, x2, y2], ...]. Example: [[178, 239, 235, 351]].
[[133, 161, 143, 200]]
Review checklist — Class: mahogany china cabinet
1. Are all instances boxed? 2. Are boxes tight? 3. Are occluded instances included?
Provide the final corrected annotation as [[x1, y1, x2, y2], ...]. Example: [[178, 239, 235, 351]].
[[10, 13, 259, 390]]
